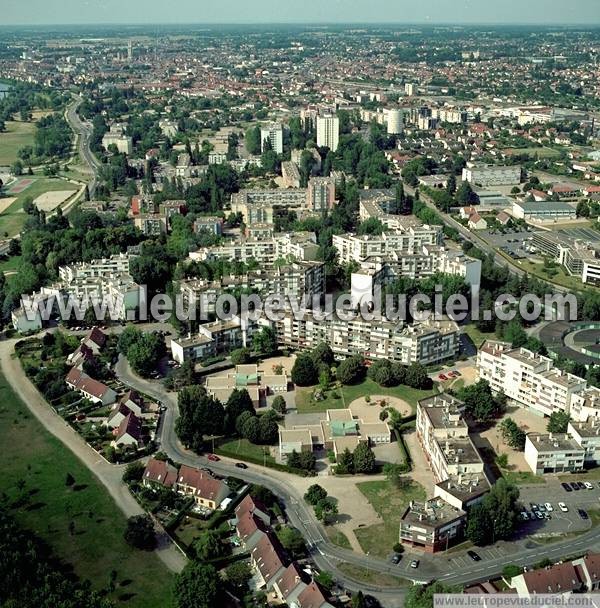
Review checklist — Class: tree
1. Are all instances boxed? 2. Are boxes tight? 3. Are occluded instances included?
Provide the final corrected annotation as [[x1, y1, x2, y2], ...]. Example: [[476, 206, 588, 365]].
[[225, 561, 252, 592], [314, 497, 338, 523], [245, 125, 262, 155], [231, 347, 252, 365], [336, 448, 354, 474], [456, 181, 479, 205], [277, 526, 306, 557], [353, 442, 376, 474], [499, 417, 526, 450], [257, 412, 279, 444], [193, 529, 225, 561], [253, 326, 278, 355], [240, 415, 261, 444], [123, 515, 156, 551], [304, 484, 328, 505], [291, 354, 318, 386], [457, 379, 502, 424], [337, 355, 366, 385], [547, 411, 570, 434], [503, 564, 524, 579], [225, 388, 255, 435], [352, 591, 367, 608], [175, 386, 225, 451], [174, 562, 220, 608], [466, 503, 491, 546], [404, 362, 431, 389], [368, 358, 403, 387], [122, 461, 145, 483], [406, 582, 462, 608], [311, 342, 335, 367], [271, 395, 287, 415]]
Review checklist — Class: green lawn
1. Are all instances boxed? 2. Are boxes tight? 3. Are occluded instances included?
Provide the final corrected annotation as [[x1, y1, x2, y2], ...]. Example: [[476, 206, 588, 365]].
[[0, 254, 22, 273], [1, 177, 77, 236], [296, 378, 435, 414], [462, 324, 499, 349], [325, 526, 352, 550], [337, 562, 409, 588], [214, 437, 276, 466], [354, 479, 426, 558], [0, 370, 174, 608], [0, 120, 36, 165], [501, 470, 545, 485]]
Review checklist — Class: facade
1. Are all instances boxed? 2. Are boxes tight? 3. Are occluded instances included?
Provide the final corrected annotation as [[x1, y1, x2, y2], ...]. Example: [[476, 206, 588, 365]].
[[316, 115, 340, 152], [281, 161, 301, 188], [386, 108, 404, 134], [65, 368, 117, 406], [524, 433, 585, 475], [478, 341, 587, 417], [230, 188, 308, 226], [260, 123, 284, 154], [512, 201, 576, 221], [462, 164, 521, 187], [306, 177, 336, 212], [275, 312, 460, 366], [102, 124, 133, 155]]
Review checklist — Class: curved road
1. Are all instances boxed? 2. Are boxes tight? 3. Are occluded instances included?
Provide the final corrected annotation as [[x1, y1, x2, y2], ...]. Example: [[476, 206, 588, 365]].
[[65, 96, 101, 200], [114, 356, 600, 602], [4, 328, 600, 607]]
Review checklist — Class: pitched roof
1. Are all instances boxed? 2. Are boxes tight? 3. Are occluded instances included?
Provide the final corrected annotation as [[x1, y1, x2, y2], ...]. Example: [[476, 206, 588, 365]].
[[66, 367, 83, 386], [521, 562, 582, 594], [77, 376, 111, 399], [235, 494, 271, 524], [236, 511, 268, 544], [85, 326, 107, 349], [107, 402, 134, 424], [251, 533, 287, 585], [116, 412, 144, 443], [143, 457, 177, 488], [297, 581, 330, 608], [583, 552, 600, 585], [176, 465, 228, 503], [275, 563, 306, 600], [121, 389, 144, 408]]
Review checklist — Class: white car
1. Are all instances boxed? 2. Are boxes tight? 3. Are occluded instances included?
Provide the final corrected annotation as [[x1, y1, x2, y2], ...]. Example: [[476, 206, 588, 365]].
[[558, 502, 568, 512], [584, 481, 594, 490], [544, 503, 553, 512]]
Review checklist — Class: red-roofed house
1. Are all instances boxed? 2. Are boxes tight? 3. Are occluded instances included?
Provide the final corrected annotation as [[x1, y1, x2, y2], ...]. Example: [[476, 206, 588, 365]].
[[583, 186, 600, 197], [250, 533, 287, 590], [142, 457, 178, 489], [65, 368, 116, 406], [510, 561, 583, 597], [112, 412, 144, 448], [573, 552, 600, 591], [236, 512, 269, 550], [234, 494, 271, 526], [105, 402, 135, 429], [175, 465, 229, 510], [296, 581, 334, 608], [468, 213, 488, 230]]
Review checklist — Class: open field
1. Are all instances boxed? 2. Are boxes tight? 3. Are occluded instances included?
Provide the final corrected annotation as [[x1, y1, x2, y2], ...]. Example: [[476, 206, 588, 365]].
[[462, 324, 499, 349], [296, 378, 435, 414], [34, 189, 77, 212], [325, 526, 352, 550], [504, 147, 562, 159], [215, 436, 276, 466], [337, 562, 410, 588], [0, 177, 77, 236], [0, 370, 174, 608], [354, 479, 426, 558], [0, 120, 36, 165]]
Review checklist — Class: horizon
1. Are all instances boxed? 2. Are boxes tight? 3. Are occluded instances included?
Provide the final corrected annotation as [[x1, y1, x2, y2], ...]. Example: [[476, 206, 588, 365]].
[[2, 0, 599, 27]]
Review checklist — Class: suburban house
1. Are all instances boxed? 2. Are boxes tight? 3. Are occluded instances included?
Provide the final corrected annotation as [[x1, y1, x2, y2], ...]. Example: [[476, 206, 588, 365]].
[[105, 402, 135, 429], [142, 458, 178, 489], [175, 464, 229, 510], [468, 212, 488, 230], [233, 494, 272, 527], [112, 412, 144, 448], [236, 512, 270, 551], [120, 390, 144, 416], [250, 533, 287, 590], [65, 368, 116, 406]]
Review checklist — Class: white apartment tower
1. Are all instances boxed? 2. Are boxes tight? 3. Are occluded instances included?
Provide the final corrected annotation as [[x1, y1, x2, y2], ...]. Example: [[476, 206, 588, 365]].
[[316, 115, 340, 152], [260, 123, 283, 155], [387, 109, 404, 135]]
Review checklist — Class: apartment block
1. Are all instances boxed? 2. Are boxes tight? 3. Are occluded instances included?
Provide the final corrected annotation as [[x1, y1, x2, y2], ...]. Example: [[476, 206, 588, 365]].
[[478, 341, 587, 417], [524, 433, 585, 475], [462, 164, 521, 187]]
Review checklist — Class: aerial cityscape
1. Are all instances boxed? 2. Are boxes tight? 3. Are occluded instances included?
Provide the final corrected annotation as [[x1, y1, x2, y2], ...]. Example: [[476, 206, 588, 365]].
[[1, 2, 600, 608]]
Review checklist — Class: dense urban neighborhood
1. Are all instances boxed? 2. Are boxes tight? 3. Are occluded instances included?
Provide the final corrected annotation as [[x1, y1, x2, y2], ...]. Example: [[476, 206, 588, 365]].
[[1, 8, 600, 608]]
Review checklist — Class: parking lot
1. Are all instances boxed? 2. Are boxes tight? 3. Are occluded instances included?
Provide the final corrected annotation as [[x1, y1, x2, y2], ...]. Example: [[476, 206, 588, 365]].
[[480, 229, 534, 260]]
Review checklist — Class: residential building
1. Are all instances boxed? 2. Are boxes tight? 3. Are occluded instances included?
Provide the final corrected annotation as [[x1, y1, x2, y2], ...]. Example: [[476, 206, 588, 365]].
[[229, 188, 308, 226], [524, 433, 585, 475], [102, 124, 133, 155], [65, 368, 116, 406], [306, 177, 336, 212], [175, 464, 230, 510], [387, 108, 404, 134], [478, 341, 588, 417], [462, 164, 521, 187], [112, 412, 144, 448], [281, 161, 301, 188], [261, 123, 284, 154], [399, 498, 467, 553], [510, 560, 584, 597], [316, 114, 339, 152], [142, 457, 178, 489]]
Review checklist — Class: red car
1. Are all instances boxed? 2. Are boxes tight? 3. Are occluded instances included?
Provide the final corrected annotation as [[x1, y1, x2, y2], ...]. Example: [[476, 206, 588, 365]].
[[207, 454, 220, 462], [438, 374, 448, 381]]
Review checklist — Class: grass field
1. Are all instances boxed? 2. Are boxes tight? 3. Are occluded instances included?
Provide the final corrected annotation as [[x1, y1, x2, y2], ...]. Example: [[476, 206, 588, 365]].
[[354, 479, 426, 558], [296, 378, 435, 414], [337, 562, 409, 588], [504, 147, 562, 159], [0, 370, 174, 608], [462, 324, 498, 349], [0, 254, 22, 273], [325, 526, 352, 550], [501, 470, 545, 485], [0, 177, 77, 236], [0, 120, 36, 165], [214, 437, 276, 466], [515, 257, 593, 292]]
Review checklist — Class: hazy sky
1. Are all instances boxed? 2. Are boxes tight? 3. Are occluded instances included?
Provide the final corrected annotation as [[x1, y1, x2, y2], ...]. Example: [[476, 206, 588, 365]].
[[2, 0, 599, 26]]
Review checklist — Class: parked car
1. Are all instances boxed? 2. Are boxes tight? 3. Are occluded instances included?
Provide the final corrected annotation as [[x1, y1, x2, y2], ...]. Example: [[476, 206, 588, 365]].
[[558, 503, 568, 512], [571, 482, 580, 491], [561, 482, 573, 492], [584, 481, 594, 490], [520, 511, 529, 521], [579, 509, 589, 520], [544, 503, 553, 512], [535, 511, 544, 520], [235, 462, 248, 469], [438, 374, 448, 381], [410, 560, 420, 569], [391, 554, 401, 564], [467, 550, 481, 562], [577, 482, 586, 490], [207, 454, 220, 462]]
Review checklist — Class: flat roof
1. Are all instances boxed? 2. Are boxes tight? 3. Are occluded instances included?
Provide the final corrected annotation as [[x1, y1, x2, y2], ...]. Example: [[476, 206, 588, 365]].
[[527, 433, 585, 453], [401, 498, 466, 529]]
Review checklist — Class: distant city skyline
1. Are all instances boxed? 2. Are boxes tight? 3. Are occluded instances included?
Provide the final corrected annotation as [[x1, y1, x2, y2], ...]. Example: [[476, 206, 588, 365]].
[[2, 0, 599, 26]]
